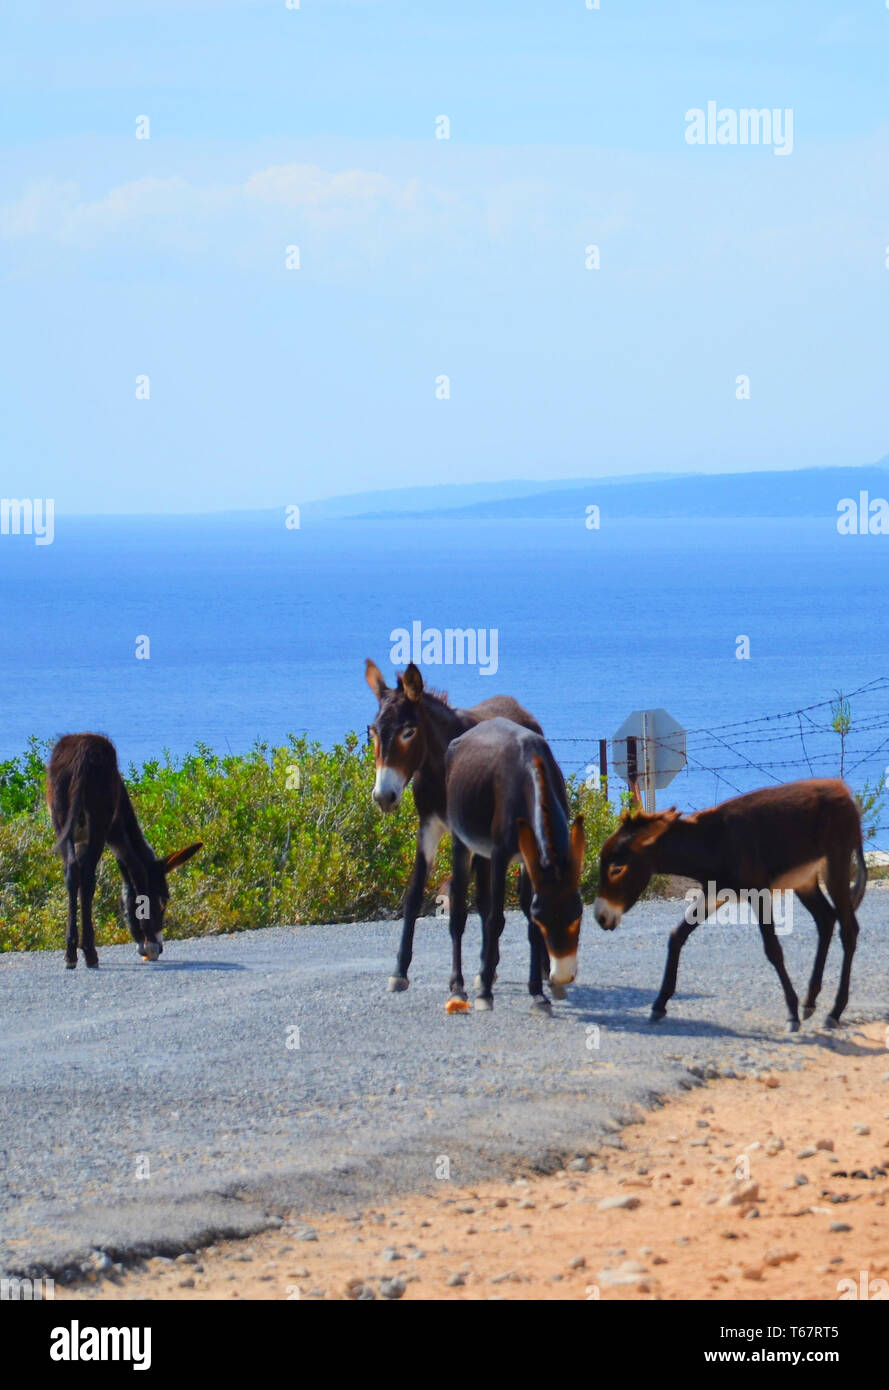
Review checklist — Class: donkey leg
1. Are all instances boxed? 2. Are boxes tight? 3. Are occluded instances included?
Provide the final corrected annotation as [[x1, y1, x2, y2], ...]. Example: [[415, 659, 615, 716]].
[[78, 851, 100, 968], [519, 867, 550, 1011], [527, 919, 552, 1013], [78, 836, 103, 967], [473, 855, 496, 992], [446, 838, 472, 1008], [64, 856, 80, 969], [389, 838, 434, 992], [796, 886, 836, 1019], [825, 913, 859, 1027], [475, 853, 508, 1011], [756, 918, 800, 1032], [824, 871, 859, 1027], [650, 915, 699, 1022], [651, 886, 720, 1022]]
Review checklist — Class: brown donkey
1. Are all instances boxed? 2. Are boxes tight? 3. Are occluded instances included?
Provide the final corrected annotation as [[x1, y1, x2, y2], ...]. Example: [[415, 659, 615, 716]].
[[446, 717, 585, 1011], [594, 778, 866, 1031], [47, 734, 202, 968], [365, 659, 545, 995]]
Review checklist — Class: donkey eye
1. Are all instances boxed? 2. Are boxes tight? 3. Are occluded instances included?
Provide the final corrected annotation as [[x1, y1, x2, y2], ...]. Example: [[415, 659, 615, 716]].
[[609, 863, 627, 880], [400, 726, 416, 741]]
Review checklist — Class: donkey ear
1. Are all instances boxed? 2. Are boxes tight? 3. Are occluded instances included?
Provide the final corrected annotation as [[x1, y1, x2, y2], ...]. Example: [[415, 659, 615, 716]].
[[365, 659, 388, 700], [402, 662, 424, 703], [517, 819, 542, 890], [633, 810, 679, 849], [569, 814, 586, 879], [161, 842, 203, 873]]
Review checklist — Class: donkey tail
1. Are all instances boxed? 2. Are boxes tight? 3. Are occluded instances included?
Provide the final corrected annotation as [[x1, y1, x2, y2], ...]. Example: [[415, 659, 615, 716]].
[[53, 779, 85, 854], [851, 842, 867, 910]]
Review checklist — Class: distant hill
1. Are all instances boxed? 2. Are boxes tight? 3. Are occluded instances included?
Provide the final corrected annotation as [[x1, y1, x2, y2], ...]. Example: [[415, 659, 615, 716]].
[[350, 464, 889, 522], [302, 472, 687, 519]]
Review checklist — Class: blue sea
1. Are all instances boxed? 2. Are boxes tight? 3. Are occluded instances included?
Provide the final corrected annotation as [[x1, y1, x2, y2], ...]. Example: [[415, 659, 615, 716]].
[[1, 513, 887, 841]]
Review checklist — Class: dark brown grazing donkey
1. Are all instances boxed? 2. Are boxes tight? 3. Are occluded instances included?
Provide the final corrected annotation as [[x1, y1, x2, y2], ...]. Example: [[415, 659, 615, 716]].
[[365, 659, 547, 996], [445, 717, 585, 1011], [594, 779, 866, 1031], [46, 734, 202, 968]]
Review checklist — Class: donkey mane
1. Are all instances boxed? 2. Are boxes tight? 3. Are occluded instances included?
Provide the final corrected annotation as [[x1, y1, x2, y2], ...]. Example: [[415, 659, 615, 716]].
[[621, 806, 681, 828], [530, 753, 570, 872], [532, 755, 556, 865]]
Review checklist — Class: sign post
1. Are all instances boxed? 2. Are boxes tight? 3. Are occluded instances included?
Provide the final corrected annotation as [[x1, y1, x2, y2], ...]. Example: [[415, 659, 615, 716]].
[[612, 709, 687, 811], [598, 738, 608, 799]]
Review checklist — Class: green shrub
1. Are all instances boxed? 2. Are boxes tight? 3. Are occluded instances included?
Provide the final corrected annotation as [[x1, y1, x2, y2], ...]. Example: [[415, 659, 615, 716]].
[[0, 736, 50, 818]]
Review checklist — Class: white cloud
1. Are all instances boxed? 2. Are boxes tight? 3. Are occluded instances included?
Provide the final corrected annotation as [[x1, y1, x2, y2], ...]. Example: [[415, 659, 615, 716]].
[[245, 164, 401, 207], [0, 179, 79, 237], [0, 163, 455, 249]]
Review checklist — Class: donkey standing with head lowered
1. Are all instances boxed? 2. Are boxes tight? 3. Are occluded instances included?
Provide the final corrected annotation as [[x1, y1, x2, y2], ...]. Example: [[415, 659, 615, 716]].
[[47, 733, 203, 968], [445, 717, 585, 1011], [365, 659, 550, 1000], [594, 778, 866, 1031]]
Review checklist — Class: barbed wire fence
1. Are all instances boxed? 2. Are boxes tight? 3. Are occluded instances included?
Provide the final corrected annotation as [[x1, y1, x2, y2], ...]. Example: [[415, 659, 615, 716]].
[[548, 676, 889, 841]]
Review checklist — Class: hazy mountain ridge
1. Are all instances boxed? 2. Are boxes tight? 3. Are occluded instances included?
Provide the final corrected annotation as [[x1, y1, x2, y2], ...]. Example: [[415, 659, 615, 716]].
[[348, 464, 889, 522], [301, 472, 689, 518]]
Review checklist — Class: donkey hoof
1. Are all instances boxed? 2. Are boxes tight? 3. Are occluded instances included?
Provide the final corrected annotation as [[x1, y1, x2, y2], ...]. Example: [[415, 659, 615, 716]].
[[445, 993, 471, 1014], [65, 959, 77, 970], [785, 1018, 800, 1033], [141, 941, 160, 962], [649, 1008, 666, 1024], [801, 1004, 815, 1020], [474, 995, 493, 1012], [548, 978, 567, 1001], [824, 1014, 840, 1030], [530, 995, 552, 1015], [387, 975, 409, 993], [85, 957, 99, 969]]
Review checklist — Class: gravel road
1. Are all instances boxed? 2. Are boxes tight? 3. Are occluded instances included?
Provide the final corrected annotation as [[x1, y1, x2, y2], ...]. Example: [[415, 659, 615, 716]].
[[2, 891, 887, 1279]]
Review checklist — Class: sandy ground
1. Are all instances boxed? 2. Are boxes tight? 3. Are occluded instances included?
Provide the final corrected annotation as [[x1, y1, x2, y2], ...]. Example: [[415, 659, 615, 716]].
[[57, 1020, 889, 1302]]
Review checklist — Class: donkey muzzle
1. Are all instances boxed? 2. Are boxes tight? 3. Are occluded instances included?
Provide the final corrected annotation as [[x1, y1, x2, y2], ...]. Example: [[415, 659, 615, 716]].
[[372, 766, 405, 811], [593, 897, 622, 930], [548, 953, 577, 986]]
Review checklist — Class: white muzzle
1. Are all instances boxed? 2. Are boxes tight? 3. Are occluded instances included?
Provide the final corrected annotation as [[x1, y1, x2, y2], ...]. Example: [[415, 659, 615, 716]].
[[593, 896, 622, 930], [372, 765, 405, 810], [548, 953, 577, 986]]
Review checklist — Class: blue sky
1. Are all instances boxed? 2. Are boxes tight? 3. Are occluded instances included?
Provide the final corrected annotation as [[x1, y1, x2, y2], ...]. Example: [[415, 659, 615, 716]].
[[3, 0, 889, 512]]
